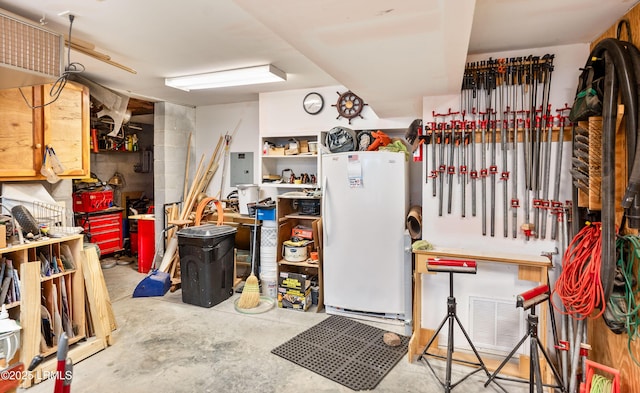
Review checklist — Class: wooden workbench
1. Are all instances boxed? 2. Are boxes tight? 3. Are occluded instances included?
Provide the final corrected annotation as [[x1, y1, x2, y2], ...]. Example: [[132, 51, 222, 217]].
[[410, 248, 552, 381]]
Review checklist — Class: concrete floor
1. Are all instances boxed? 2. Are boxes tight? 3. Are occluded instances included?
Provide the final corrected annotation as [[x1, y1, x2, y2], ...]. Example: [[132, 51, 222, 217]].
[[21, 263, 532, 393]]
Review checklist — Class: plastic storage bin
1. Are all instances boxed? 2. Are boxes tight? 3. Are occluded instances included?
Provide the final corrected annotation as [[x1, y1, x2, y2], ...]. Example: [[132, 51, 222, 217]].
[[177, 224, 237, 308]]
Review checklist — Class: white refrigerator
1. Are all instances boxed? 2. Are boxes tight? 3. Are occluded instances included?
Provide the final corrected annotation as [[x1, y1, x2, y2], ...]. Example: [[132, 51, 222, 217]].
[[322, 151, 412, 333]]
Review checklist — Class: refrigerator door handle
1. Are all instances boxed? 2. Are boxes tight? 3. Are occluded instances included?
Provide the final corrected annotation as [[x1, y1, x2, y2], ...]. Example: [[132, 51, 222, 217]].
[[322, 175, 329, 245]]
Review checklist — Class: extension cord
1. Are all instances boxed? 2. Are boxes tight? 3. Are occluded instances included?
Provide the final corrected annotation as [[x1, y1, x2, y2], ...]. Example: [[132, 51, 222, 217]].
[[590, 374, 612, 393]]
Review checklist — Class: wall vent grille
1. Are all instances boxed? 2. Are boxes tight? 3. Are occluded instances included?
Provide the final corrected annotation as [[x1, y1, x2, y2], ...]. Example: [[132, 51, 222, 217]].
[[469, 296, 525, 356], [0, 10, 63, 88]]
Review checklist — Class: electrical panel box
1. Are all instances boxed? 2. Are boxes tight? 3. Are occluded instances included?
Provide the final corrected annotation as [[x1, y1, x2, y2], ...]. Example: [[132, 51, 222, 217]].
[[230, 152, 253, 186]]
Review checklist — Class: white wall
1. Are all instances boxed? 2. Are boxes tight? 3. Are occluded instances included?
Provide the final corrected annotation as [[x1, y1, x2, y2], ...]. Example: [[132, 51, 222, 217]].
[[420, 43, 590, 341], [259, 85, 416, 135], [421, 43, 588, 254], [195, 101, 260, 200]]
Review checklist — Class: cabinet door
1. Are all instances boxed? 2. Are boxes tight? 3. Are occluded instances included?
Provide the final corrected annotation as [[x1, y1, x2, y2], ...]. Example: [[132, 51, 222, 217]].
[[0, 87, 41, 177], [44, 82, 90, 177]]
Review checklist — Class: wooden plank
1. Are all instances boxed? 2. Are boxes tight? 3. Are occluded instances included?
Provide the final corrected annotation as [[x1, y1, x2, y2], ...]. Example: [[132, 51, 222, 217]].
[[518, 265, 546, 283], [19, 262, 41, 388], [81, 247, 112, 346], [67, 238, 86, 338], [413, 248, 550, 268], [408, 270, 422, 362], [588, 6, 640, 389], [0, 234, 84, 253]]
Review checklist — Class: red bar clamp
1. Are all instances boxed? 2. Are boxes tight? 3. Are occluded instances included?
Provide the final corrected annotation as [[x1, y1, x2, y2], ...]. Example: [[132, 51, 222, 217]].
[[459, 165, 468, 175], [554, 340, 569, 351], [500, 171, 509, 181]]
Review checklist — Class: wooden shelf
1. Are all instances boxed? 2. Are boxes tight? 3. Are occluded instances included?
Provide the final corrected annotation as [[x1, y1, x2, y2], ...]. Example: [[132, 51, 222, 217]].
[[4, 301, 19, 310], [39, 334, 87, 358], [262, 154, 318, 159], [276, 195, 324, 313], [2, 235, 111, 388], [260, 183, 318, 189], [278, 259, 321, 268], [41, 269, 76, 282], [284, 214, 321, 220]]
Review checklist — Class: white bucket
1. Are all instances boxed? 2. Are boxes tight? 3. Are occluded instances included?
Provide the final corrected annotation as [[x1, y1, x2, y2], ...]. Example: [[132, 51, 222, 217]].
[[237, 184, 259, 215], [259, 264, 277, 274], [262, 219, 277, 228], [260, 272, 278, 298]]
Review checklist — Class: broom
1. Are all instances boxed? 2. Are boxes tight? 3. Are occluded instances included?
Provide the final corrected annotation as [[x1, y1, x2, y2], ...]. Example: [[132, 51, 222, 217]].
[[237, 196, 260, 309]]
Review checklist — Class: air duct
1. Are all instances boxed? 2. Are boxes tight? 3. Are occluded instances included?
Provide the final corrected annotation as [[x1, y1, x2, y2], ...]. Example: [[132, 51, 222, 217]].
[[0, 9, 63, 89]]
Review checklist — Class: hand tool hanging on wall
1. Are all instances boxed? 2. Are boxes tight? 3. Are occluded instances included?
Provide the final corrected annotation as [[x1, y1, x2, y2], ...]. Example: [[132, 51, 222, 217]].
[[489, 118, 498, 237], [470, 119, 478, 217], [453, 54, 556, 238], [488, 64, 498, 237], [499, 68, 509, 238], [460, 122, 470, 217], [447, 123, 457, 214], [512, 117, 523, 238], [551, 107, 570, 240], [480, 118, 489, 236], [428, 122, 438, 192], [539, 114, 555, 239], [438, 121, 448, 216]]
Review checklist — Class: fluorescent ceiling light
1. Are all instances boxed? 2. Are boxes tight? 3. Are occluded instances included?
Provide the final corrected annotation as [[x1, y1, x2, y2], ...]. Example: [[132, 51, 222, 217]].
[[165, 64, 286, 91]]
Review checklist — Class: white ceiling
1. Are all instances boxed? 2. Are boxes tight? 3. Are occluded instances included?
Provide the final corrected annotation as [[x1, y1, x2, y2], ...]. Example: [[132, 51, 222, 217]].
[[0, 0, 638, 118]]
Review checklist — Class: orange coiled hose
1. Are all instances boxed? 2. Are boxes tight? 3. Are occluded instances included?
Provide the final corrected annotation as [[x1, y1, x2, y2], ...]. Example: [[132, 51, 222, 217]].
[[552, 222, 605, 320]]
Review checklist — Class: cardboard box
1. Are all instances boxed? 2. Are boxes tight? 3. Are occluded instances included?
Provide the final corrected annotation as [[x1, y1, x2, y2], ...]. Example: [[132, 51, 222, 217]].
[[291, 225, 313, 240], [268, 146, 285, 156], [278, 271, 310, 291], [278, 286, 311, 311], [299, 140, 309, 153]]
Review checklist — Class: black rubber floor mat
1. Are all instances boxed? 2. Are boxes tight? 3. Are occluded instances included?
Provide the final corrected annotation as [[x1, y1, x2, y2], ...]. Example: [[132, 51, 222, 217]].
[[271, 315, 409, 391]]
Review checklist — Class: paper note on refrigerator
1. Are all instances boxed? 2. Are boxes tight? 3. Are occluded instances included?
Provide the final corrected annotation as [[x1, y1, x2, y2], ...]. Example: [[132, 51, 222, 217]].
[[347, 154, 362, 188]]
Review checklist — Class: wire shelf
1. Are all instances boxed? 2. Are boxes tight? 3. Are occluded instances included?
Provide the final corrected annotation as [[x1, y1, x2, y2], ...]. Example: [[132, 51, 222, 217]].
[[1, 197, 65, 229]]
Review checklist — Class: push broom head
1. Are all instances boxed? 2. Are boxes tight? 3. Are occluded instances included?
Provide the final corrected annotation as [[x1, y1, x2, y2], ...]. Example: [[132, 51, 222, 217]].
[[427, 258, 477, 274], [237, 273, 260, 309]]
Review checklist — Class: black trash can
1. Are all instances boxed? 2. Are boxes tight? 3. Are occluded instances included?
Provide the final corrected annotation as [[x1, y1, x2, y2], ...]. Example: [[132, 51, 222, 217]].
[[177, 224, 237, 308]]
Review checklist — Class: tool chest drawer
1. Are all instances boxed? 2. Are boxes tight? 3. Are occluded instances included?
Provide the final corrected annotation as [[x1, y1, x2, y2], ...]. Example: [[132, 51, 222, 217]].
[[75, 210, 123, 256]]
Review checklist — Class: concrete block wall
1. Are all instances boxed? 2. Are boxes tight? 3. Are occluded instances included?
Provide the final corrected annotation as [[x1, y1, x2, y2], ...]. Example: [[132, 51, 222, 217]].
[[153, 102, 195, 239]]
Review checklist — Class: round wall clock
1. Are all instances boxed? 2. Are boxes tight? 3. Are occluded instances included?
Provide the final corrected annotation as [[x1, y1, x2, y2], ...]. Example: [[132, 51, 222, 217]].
[[332, 90, 367, 124], [303, 92, 324, 115]]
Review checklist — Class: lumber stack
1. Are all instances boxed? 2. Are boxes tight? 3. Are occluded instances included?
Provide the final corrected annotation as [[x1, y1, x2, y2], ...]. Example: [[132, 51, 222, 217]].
[[158, 134, 227, 286]]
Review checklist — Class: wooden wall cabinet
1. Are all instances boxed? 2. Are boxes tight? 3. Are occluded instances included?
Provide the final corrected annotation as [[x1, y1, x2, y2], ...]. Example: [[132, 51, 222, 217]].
[[0, 81, 90, 180]]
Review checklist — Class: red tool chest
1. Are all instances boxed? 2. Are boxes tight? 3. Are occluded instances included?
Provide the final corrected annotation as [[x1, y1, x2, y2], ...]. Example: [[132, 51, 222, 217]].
[[76, 210, 123, 256], [72, 190, 114, 213]]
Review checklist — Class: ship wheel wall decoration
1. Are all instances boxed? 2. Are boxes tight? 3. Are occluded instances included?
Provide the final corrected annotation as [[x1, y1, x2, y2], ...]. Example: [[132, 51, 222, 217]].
[[332, 90, 367, 124]]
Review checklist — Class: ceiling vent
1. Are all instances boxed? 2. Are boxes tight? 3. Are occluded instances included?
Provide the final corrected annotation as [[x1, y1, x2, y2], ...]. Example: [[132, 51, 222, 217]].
[[0, 9, 63, 89]]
